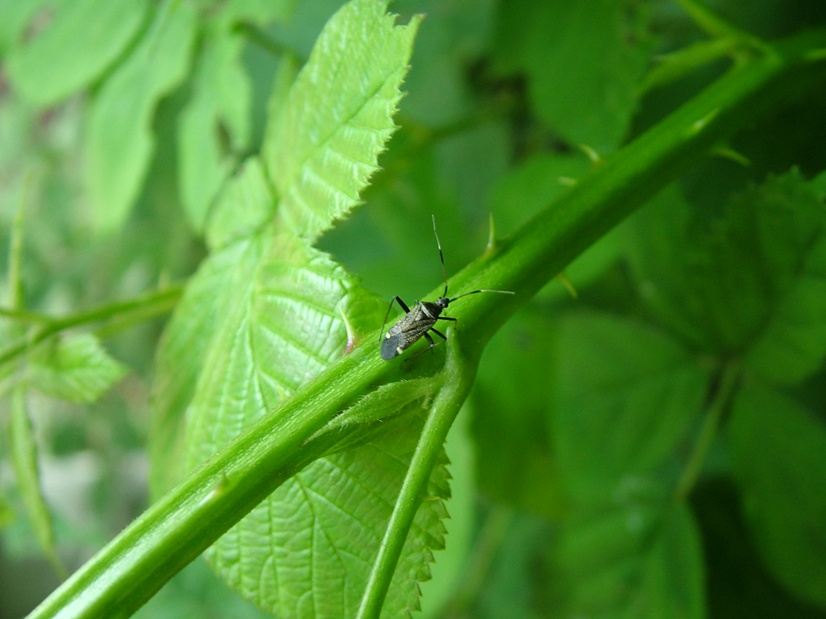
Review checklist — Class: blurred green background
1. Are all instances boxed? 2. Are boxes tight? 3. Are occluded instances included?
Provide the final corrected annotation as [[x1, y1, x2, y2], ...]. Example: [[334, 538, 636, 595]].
[[2, 0, 826, 617]]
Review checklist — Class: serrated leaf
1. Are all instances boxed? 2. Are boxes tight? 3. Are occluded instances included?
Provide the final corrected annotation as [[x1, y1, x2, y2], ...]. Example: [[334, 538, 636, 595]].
[[207, 412, 449, 619], [265, 0, 420, 240], [728, 384, 826, 609], [9, 387, 64, 575], [176, 228, 439, 617], [745, 211, 826, 385], [28, 333, 127, 403], [153, 222, 444, 617], [85, 2, 196, 233], [5, 0, 148, 106], [631, 172, 826, 384], [554, 311, 709, 496], [151, 3, 428, 615]]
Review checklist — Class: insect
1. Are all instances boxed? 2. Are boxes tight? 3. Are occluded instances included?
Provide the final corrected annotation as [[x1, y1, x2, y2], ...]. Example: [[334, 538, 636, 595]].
[[380, 215, 515, 360]]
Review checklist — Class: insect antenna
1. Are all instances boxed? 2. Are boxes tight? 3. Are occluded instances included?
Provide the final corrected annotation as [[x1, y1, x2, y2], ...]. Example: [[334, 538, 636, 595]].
[[432, 215, 515, 302], [449, 288, 515, 302], [432, 214, 449, 297]]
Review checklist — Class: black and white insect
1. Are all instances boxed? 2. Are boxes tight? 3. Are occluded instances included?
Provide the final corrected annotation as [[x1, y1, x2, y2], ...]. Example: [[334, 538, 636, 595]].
[[380, 215, 514, 360]]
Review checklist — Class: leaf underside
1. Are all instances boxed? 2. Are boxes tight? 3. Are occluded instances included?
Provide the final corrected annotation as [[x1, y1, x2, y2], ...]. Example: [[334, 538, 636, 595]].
[[149, 1, 435, 616]]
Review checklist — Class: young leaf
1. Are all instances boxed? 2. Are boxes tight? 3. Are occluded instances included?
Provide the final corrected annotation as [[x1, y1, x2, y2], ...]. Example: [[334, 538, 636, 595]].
[[176, 0, 297, 234], [27, 333, 127, 403], [85, 2, 196, 233], [728, 384, 826, 609], [150, 2, 426, 615], [177, 22, 251, 233], [265, 0, 420, 240], [5, 0, 148, 106]]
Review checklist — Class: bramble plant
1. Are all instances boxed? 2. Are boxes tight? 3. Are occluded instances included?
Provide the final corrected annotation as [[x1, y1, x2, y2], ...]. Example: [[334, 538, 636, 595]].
[[2, 1, 826, 618]]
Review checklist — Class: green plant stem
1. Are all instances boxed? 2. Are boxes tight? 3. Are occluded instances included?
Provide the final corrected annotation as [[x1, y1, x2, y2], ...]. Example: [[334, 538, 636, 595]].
[[0, 307, 53, 324], [0, 285, 182, 368], [27, 29, 826, 619], [675, 361, 741, 502], [356, 332, 476, 619]]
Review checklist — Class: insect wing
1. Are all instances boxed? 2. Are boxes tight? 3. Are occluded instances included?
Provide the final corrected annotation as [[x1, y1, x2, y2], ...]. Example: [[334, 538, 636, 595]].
[[381, 303, 438, 359], [381, 330, 404, 360]]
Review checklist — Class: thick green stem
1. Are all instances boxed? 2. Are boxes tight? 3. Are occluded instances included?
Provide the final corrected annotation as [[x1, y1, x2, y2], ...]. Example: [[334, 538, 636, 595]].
[[27, 30, 826, 619]]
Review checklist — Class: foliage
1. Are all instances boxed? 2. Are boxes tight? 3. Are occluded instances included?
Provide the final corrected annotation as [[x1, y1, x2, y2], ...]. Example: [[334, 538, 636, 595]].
[[1, 1, 826, 618]]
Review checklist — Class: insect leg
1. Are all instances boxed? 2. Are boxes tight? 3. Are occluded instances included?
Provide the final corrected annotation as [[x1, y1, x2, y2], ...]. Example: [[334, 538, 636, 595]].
[[394, 296, 412, 313], [405, 330, 441, 361], [429, 328, 447, 341]]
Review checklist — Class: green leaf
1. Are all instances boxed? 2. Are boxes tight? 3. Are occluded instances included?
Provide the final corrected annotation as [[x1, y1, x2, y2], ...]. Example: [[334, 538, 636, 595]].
[[27, 333, 127, 403], [317, 376, 434, 439], [149, 232, 253, 496], [553, 497, 705, 618], [265, 0, 420, 240], [728, 384, 826, 609], [553, 311, 709, 496], [745, 205, 826, 384], [548, 311, 709, 615], [0, 0, 49, 54], [638, 505, 706, 619], [492, 0, 651, 151], [631, 172, 826, 384], [85, 1, 196, 233], [5, 0, 148, 106], [205, 158, 274, 250], [177, 18, 252, 233], [9, 387, 65, 576], [150, 3, 426, 614], [473, 310, 563, 516], [170, 222, 440, 617]]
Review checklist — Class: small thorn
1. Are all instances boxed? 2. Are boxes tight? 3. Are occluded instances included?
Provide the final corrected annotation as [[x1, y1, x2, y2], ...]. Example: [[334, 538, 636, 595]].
[[711, 145, 751, 167], [556, 272, 578, 299], [338, 305, 358, 355], [577, 143, 602, 165], [486, 212, 497, 252]]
